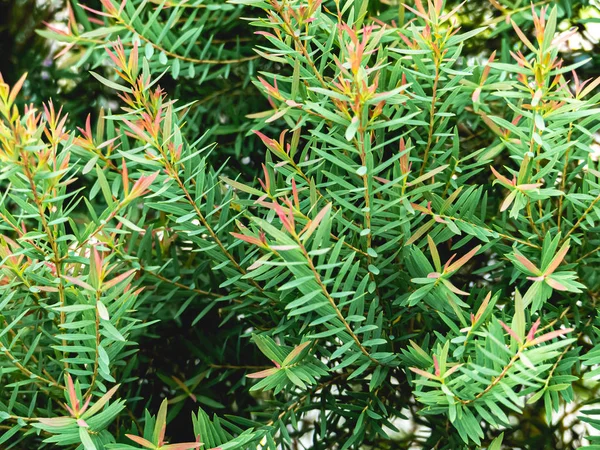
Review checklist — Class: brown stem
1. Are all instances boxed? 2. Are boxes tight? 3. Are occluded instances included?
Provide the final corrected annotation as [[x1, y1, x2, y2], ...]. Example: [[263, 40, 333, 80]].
[[1, 346, 64, 391], [297, 239, 382, 366], [456, 350, 521, 405], [562, 193, 600, 243], [114, 15, 259, 65], [20, 152, 68, 369]]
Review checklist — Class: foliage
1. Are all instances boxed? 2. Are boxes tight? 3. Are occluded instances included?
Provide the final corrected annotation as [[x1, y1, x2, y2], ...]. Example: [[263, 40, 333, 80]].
[[2, 0, 600, 449], [18, 0, 600, 175]]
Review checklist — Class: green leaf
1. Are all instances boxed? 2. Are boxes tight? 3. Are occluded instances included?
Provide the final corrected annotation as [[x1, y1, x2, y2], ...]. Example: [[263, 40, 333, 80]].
[[79, 427, 97, 450]]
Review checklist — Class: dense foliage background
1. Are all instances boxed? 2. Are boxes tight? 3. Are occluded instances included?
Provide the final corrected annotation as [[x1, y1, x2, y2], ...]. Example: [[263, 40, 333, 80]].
[[2, 0, 600, 449]]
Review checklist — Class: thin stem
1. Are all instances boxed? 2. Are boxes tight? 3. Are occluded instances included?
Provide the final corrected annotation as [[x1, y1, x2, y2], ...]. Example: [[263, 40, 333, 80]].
[[83, 290, 102, 399], [208, 363, 271, 370], [0, 210, 45, 254], [20, 152, 68, 369], [276, 2, 327, 89], [420, 52, 441, 177], [1, 346, 64, 391], [576, 245, 600, 263], [434, 213, 542, 249], [114, 15, 259, 65], [3, 325, 58, 384], [72, 202, 125, 254], [526, 201, 543, 241], [147, 269, 221, 297], [557, 124, 574, 229], [297, 238, 381, 366], [456, 350, 522, 405], [562, 192, 600, 243]]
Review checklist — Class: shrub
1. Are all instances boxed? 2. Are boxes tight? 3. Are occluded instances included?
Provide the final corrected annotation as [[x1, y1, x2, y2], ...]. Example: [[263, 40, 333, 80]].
[[32, 0, 597, 175], [2, 1, 600, 449]]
